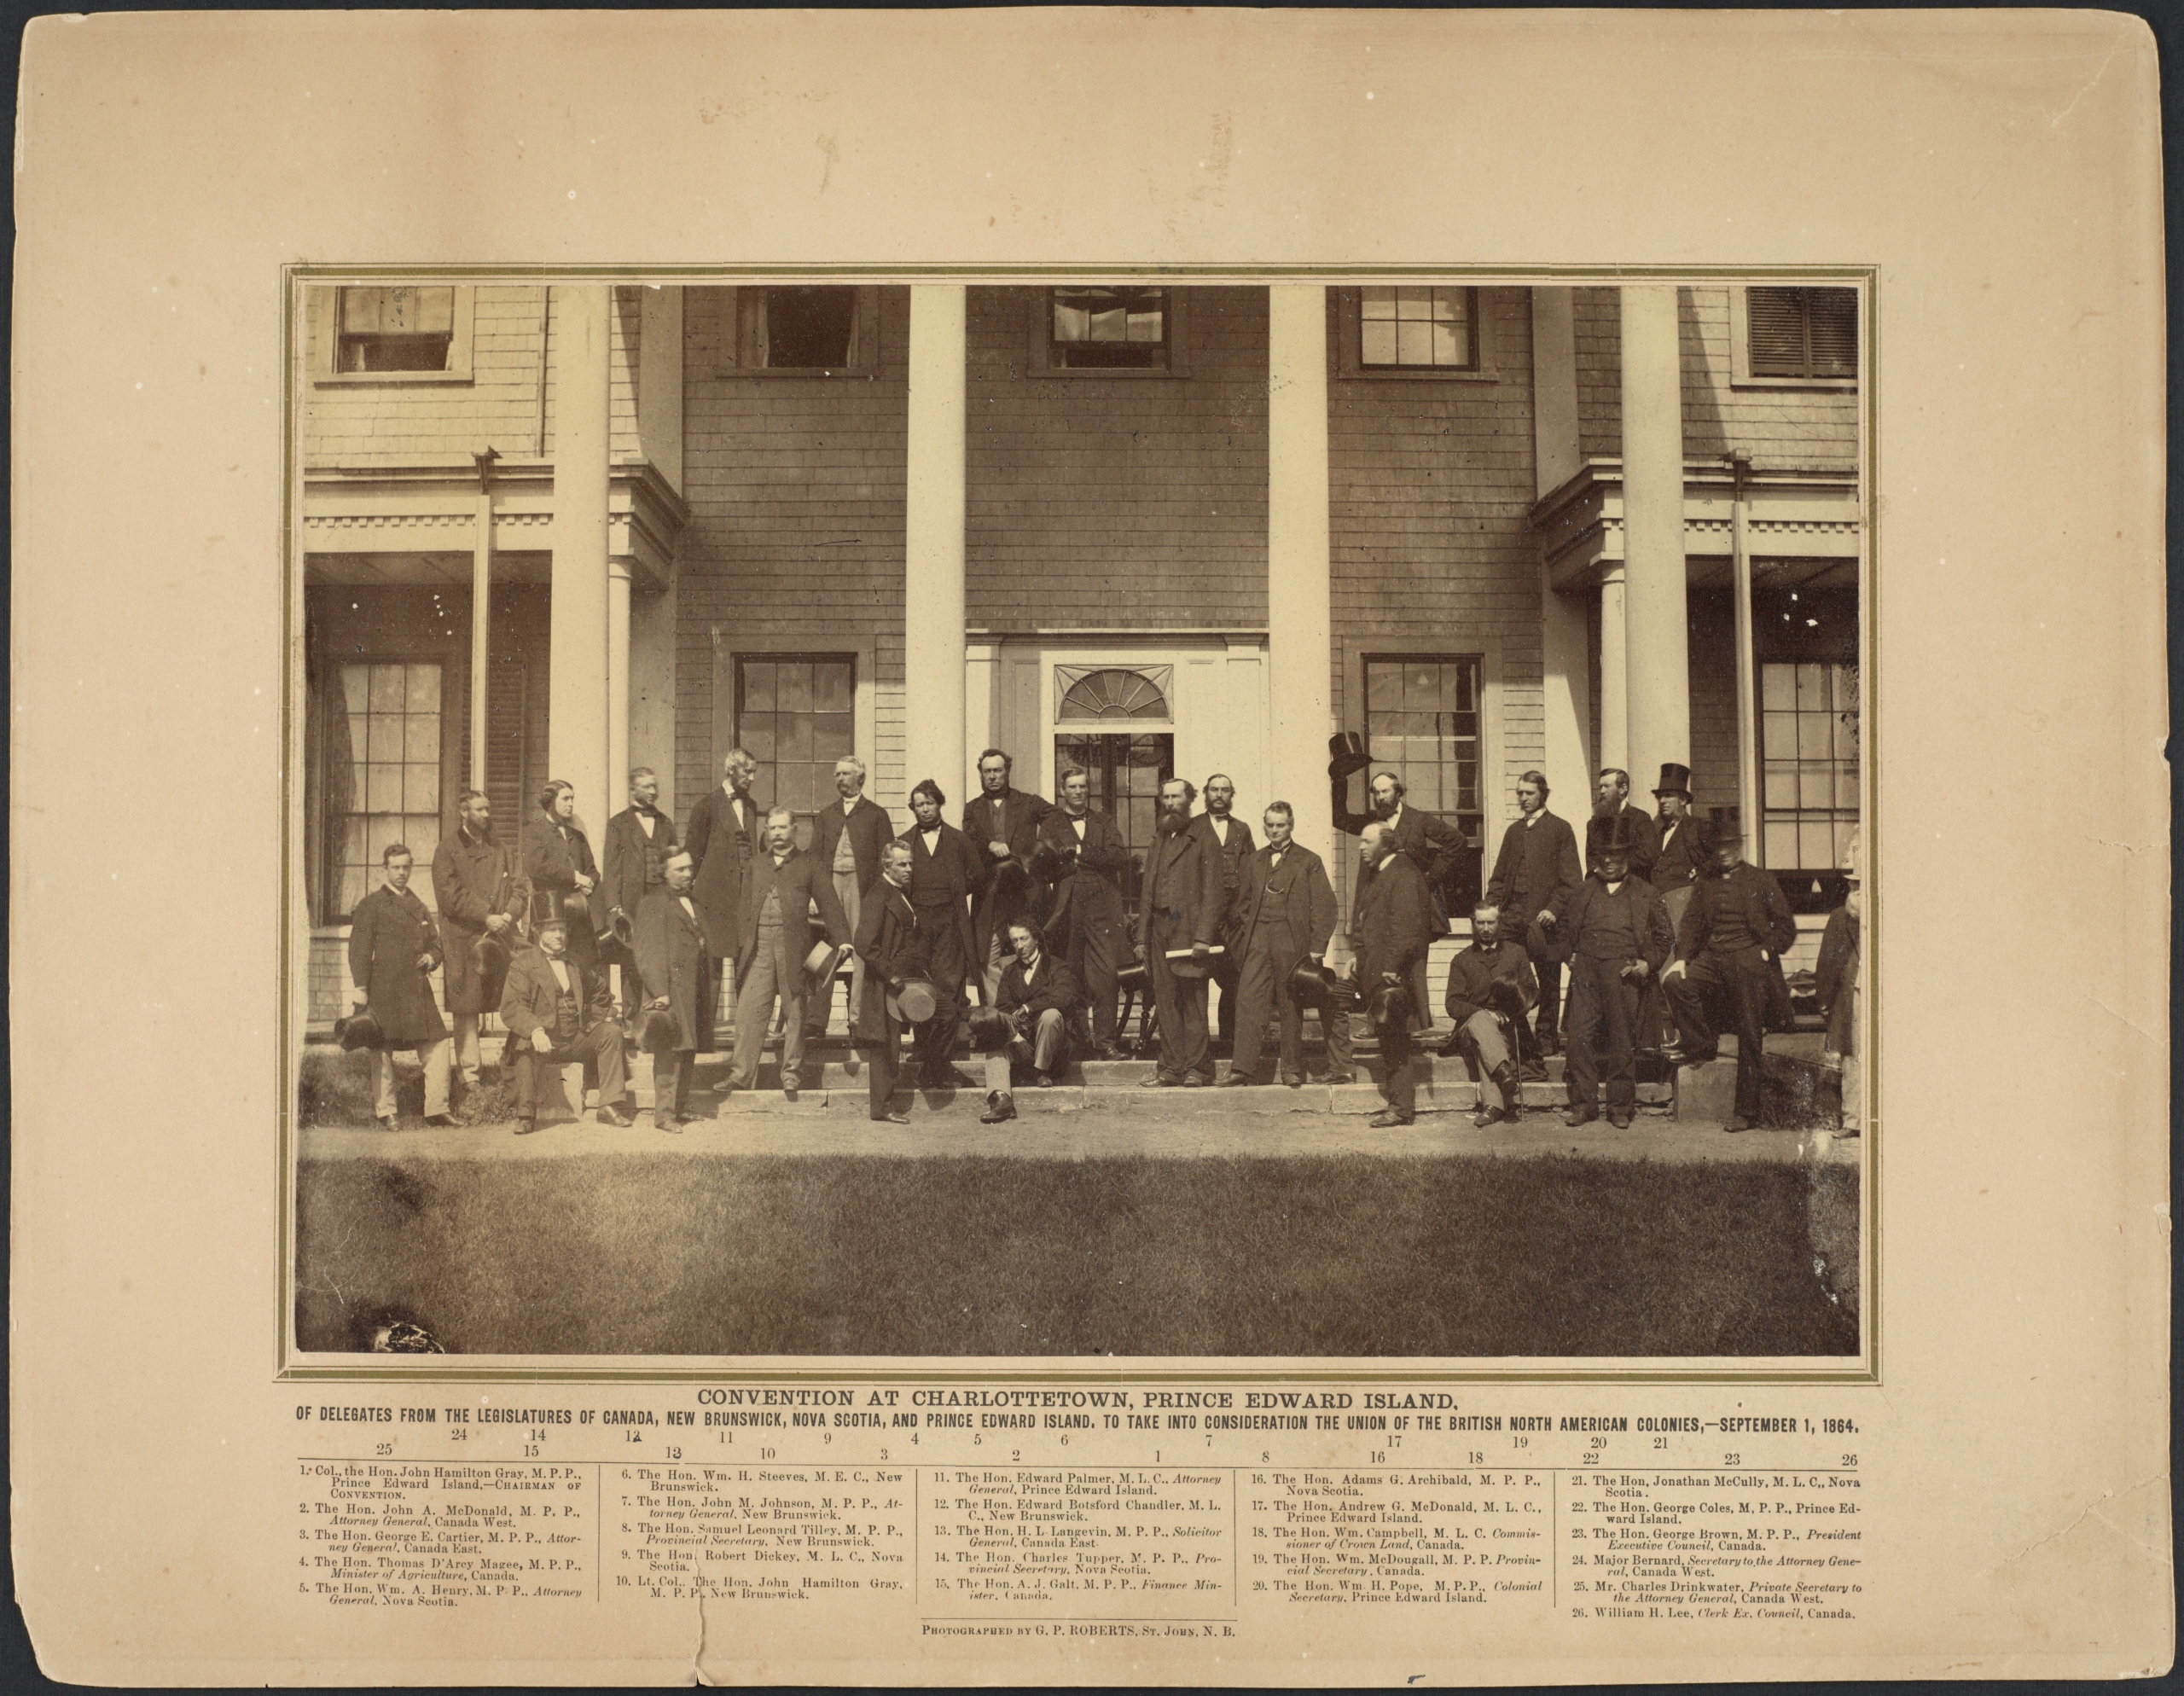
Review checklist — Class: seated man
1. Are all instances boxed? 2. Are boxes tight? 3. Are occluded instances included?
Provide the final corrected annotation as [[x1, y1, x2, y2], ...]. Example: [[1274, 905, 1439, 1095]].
[[497, 914, 633, 1135], [1441, 902, 1539, 1128], [1661, 823, 1798, 1134], [981, 919, 1083, 1124]]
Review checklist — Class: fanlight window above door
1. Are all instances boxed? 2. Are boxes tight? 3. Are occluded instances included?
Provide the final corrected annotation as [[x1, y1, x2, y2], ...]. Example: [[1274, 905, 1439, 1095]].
[[1055, 665, 1173, 722]]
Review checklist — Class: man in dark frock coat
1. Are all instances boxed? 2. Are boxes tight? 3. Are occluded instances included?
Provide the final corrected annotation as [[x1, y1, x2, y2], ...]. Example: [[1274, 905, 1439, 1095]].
[[961, 748, 1054, 1000], [899, 780, 985, 1088], [430, 790, 528, 1093], [1037, 767, 1134, 1058], [1484, 770, 1583, 1060], [633, 848, 714, 1133], [601, 765, 677, 1024], [347, 842, 452, 1128], [683, 747, 762, 1009], [853, 840, 926, 1124]]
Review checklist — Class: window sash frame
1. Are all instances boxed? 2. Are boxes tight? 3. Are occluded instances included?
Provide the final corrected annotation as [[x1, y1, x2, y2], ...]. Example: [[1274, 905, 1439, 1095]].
[[718, 285, 882, 377], [731, 652, 861, 845], [1729, 284, 1861, 390], [1025, 287, 1192, 380], [312, 285, 477, 386], [1335, 285, 1497, 383]]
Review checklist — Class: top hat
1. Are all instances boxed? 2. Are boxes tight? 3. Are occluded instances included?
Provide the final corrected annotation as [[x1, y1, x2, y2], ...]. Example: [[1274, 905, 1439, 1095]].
[[1327, 731, 1372, 779], [967, 1006, 1016, 1054], [638, 1005, 682, 1053], [1651, 762, 1693, 799], [599, 909, 635, 949], [1364, 980, 1414, 1034], [1286, 956, 1333, 1011], [1116, 958, 1149, 992], [1595, 813, 1644, 858], [1028, 841, 1069, 883], [888, 978, 938, 1025], [334, 1010, 384, 1052], [531, 909, 570, 935], [559, 890, 593, 922], [473, 932, 511, 979], [990, 857, 1035, 913], [803, 941, 850, 991]]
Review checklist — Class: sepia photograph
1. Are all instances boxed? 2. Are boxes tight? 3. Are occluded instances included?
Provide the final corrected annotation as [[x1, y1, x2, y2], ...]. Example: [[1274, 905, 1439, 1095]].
[[288, 270, 1869, 1362]]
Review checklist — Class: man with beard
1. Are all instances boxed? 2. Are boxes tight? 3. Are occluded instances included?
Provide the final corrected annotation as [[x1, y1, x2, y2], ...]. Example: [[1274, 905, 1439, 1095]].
[[899, 779, 985, 1089], [1660, 824, 1798, 1133], [523, 779, 604, 991], [684, 747, 762, 1010], [1648, 763, 1712, 891], [431, 789, 529, 1095], [1351, 822, 1440, 1128], [1549, 816, 1675, 1130], [962, 748, 1054, 1002], [722, 807, 853, 1101], [633, 848, 713, 1133], [1442, 902, 1538, 1128], [1138, 776, 1225, 1088], [1484, 770, 1583, 1062], [498, 913, 633, 1133], [1220, 800, 1341, 1089], [1035, 766, 1133, 1059], [601, 766, 677, 1025], [1331, 765, 1461, 1037], [804, 754, 893, 1044], [1190, 774, 1257, 1048], [852, 839, 925, 1125], [1583, 767, 1661, 885]]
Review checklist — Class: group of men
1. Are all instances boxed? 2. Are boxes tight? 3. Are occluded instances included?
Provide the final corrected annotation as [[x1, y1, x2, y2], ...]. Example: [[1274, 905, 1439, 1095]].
[[343, 742, 1815, 1138]]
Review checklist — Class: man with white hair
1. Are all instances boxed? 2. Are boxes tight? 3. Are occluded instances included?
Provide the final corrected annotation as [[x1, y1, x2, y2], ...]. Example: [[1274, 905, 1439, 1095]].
[[804, 754, 892, 1043], [722, 806, 852, 1102]]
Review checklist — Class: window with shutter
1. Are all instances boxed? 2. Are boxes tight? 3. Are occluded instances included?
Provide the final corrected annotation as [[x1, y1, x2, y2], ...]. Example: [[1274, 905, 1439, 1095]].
[[1746, 286, 1859, 380]]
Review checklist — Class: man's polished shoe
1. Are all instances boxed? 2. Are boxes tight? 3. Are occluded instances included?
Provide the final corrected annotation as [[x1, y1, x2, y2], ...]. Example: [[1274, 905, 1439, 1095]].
[[1661, 1045, 1719, 1068], [1141, 1074, 1181, 1088], [375, 1114, 398, 1132], [1216, 1073, 1258, 1088], [1608, 1111, 1635, 1130], [872, 1110, 911, 1125], [1367, 1109, 1414, 1129], [1032, 1070, 1054, 1089], [514, 1117, 543, 1136], [1182, 1074, 1211, 1088], [979, 1092, 1017, 1125], [1280, 1072, 1306, 1089], [1318, 1071, 1357, 1085], [653, 1112, 684, 1135], [1563, 1105, 1599, 1127], [422, 1113, 455, 1129], [598, 1105, 634, 1128], [1472, 1105, 1505, 1129]]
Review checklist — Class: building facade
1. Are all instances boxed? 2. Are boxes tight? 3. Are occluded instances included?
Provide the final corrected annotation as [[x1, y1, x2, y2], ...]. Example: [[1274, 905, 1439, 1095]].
[[298, 278, 1863, 1029]]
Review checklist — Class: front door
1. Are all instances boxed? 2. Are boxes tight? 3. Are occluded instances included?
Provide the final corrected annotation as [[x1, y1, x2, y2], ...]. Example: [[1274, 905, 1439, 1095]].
[[1053, 732, 1172, 900]]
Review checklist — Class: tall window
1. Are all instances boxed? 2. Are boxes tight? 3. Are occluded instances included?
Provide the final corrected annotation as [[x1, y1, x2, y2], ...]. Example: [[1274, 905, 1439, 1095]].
[[1747, 286, 1858, 380], [327, 662, 443, 920], [1359, 286, 1478, 370], [1760, 661, 1859, 872], [1362, 655, 1485, 910], [1048, 286, 1170, 370], [736, 655, 856, 843], [335, 286, 457, 373]]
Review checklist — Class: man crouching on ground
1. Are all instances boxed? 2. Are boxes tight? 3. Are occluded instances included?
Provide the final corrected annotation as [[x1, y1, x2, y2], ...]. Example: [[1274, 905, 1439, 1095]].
[[499, 914, 633, 1134]]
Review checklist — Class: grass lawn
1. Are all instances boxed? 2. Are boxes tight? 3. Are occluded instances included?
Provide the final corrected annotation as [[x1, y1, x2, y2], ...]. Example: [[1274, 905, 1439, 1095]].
[[295, 1152, 1860, 1358]]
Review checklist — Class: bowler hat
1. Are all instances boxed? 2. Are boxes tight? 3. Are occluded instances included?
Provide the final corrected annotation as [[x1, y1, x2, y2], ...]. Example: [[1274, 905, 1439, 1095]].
[[1286, 956, 1333, 1011], [559, 890, 593, 922], [1365, 981, 1414, 1034], [638, 1006, 682, 1054], [804, 941, 850, 992], [888, 979, 938, 1025], [1651, 763, 1693, 799], [599, 909, 634, 949], [334, 1011, 384, 1052], [967, 1007, 1016, 1054]]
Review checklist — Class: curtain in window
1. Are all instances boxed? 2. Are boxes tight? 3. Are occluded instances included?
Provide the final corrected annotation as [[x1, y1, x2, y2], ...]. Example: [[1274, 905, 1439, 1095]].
[[306, 645, 356, 926]]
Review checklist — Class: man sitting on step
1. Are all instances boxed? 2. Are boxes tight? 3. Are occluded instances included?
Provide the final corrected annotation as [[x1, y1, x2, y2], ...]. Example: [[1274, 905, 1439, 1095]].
[[1441, 901, 1539, 1128], [981, 920, 1083, 1124]]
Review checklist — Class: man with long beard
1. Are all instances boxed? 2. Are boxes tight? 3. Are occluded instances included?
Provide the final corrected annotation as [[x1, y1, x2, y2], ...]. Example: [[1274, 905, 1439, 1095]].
[[1137, 776, 1225, 1088], [1583, 767, 1661, 885]]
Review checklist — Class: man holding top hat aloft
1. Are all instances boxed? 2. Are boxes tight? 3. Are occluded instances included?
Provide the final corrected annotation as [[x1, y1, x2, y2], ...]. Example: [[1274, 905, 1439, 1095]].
[[633, 847, 714, 1134]]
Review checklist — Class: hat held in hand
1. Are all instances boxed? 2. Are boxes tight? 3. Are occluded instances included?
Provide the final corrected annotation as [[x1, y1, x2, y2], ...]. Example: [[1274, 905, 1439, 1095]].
[[559, 890, 593, 922], [1365, 980, 1414, 1035], [1286, 956, 1333, 1011], [803, 941, 849, 993], [638, 1006, 682, 1053], [600, 909, 634, 949], [1327, 731, 1373, 780], [334, 1010, 384, 1052], [967, 1007, 1016, 1054], [887, 978, 938, 1025]]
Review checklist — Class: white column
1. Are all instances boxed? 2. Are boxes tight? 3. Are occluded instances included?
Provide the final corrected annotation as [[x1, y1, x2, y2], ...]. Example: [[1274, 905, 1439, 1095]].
[[1730, 466, 1760, 842], [1598, 566, 1628, 776], [1267, 285, 1334, 869], [549, 284, 613, 833], [607, 557, 632, 816], [470, 490, 492, 792], [628, 576, 679, 816], [1529, 288, 1590, 807], [904, 287, 967, 804], [1618, 285, 1691, 794]]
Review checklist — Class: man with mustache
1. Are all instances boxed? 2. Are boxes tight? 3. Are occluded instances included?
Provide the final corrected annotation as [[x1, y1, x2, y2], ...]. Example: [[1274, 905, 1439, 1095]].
[[804, 754, 893, 1044], [1189, 773, 1256, 1048], [1332, 765, 1461, 1037], [1583, 767, 1661, 885], [601, 765, 677, 1027], [1442, 901, 1538, 1128], [1138, 776, 1225, 1088], [430, 788, 528, 1096], [1351, 822, 1440, 1128]]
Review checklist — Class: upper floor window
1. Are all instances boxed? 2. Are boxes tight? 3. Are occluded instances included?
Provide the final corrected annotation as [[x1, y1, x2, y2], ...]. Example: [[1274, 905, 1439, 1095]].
[[1740, 285, 1859, 383], [1359, 285, 1478, 371], [735, 286, 878, 372], [1049, 287, 1170, 369], [336, 286, 457, 373]]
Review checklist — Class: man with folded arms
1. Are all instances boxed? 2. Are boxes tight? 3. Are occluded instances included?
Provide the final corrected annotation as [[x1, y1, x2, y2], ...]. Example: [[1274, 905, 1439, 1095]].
[[1220, 800, 1339, 1089]]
